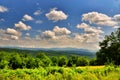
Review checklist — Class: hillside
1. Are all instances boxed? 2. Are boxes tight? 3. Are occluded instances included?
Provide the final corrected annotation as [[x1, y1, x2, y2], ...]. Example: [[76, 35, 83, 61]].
[[0, 47, 96, 58]]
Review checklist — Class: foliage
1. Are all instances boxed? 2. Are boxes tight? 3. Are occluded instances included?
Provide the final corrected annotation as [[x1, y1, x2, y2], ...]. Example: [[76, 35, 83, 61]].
[[0, 66, 120, 80], [76, 57, 89, 66], [51, 56, 58, 66], [89, 58, 98, 66], [58, 56, 68, 67], [9, 53, 22, 69], [96, 28, 120, 65], [67, 55, 78, 67]]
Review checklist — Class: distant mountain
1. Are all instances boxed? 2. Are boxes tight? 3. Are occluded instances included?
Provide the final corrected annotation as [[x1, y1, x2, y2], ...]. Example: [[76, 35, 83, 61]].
[[17, 47, 95, 52], [0, 47, 96, 58]]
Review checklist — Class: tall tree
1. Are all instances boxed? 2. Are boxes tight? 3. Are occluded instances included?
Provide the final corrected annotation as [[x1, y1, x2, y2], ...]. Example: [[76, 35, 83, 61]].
[[96, 28, 120, 65]]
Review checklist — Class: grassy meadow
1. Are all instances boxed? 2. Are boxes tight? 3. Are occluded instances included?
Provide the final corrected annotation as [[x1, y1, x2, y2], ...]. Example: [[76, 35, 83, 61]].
[[0, 65, 120, 80]]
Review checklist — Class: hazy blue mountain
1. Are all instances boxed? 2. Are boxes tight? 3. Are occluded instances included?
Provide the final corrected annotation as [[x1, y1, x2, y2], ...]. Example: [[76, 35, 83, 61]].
[[0, 47, 96, 58]]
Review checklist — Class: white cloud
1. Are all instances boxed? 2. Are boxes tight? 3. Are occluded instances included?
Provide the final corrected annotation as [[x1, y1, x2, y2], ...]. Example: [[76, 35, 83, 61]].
[[11, 35, 19, 40], [42, 26, 71, 39], [0, 28, 21, 40], [0, 5, 8, 12], [53, 26, 71, 35], [77, 23, 104, 34], [42, 30, 55, 39], [74, 33, 102, 43], [45, 9, 68, 22], [77, 23, 89, 29], [6, 28, 20, 36], [82, 12, 117, 26], [22, 14, 33, 21], [34, 10, 42, 16], [114, 14, 120, 22], [15, 21, 31, 30], [76, 23, 104, 46]]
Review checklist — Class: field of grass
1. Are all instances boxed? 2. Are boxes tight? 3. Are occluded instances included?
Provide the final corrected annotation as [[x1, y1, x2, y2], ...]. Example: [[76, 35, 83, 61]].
[[0, 66, 120, 80]]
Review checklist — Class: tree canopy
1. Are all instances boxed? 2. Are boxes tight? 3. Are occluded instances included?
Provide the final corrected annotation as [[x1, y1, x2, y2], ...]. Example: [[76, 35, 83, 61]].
[[96, 28, 120, 65]]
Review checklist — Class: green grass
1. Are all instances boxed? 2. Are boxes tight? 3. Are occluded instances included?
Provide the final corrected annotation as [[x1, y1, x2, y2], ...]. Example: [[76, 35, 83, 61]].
[[0, 66, 120, 80]]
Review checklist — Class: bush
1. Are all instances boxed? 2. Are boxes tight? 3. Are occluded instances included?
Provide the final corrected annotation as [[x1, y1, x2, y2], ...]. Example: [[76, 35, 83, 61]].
[[76, 57, 89, 66]]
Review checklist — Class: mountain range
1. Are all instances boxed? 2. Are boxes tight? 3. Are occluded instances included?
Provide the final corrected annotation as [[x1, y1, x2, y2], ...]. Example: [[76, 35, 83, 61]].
[[0, 47, 96, 58]]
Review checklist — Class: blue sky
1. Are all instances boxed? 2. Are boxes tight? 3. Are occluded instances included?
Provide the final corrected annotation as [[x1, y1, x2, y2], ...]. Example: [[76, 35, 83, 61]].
[[0, 0, 120, 50]]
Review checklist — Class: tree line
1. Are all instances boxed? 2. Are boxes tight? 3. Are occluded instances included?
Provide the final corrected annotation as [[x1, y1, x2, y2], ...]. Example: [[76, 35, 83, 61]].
[[0, 51, 96, 69]]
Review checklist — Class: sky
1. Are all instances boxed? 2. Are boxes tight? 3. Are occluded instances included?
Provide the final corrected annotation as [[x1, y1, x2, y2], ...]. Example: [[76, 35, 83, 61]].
[[0, 0, 120, 50]]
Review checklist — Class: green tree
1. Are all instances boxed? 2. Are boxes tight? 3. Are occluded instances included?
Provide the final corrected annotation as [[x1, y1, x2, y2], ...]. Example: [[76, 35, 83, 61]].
[[89, 58, 97, 66], [51, 56, 58, 66], [36, 52, 47, 59], [67, 55, 78, 67], [9, 53, 22, 69], [26, 57, 36, 68], [34, 58, 43, 68], [36, 53, 51, 67], [76, 57, 89, 66], [96, 28, 120, 65], [58, 56, 68, 67], [42, 57, 52, 67]]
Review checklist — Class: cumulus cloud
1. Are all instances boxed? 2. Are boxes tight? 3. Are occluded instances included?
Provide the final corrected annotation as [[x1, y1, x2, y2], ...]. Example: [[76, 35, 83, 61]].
[[42, 26, 71, 39], [42, 30, 55, 39], [0, 5, 8, 12], [0, 28, 20, 40], [76, 23, 104, 45], [53, 26, 71, 35], [45, 8, 68, 22], [74, 33, 102, 43], [15, 21, 31, 30], [34, 10, 42, 16], [114, 14, 120, 22], [77, 23, 89, 29], [6, 28, 21, 36], [77, 23, 104, 34], [22, 14, 33, 21], [82, 12, 117, 26], [11, 35, 19, 40], [5, 28, 21, 40]]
